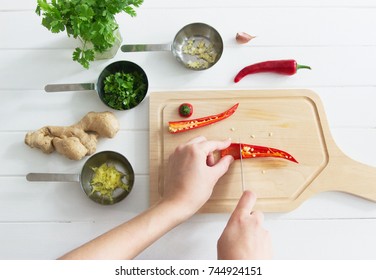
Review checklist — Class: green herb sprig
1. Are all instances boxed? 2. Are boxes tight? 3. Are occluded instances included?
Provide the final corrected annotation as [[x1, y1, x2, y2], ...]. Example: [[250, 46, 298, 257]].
[[36, 0, 144, 68], [103, 71, 147, 110]]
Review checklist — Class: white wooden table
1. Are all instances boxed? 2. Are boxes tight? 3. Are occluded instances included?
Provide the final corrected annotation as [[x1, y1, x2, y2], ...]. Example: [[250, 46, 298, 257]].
[[1, 0, 375, 259]]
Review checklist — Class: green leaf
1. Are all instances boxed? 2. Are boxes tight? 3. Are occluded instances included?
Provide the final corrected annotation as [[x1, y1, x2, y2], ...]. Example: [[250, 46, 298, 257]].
[[41, 16, 52, 30], [50, 19, 65, 33], [75, 4, 95, 21], [35, 5, 41, 16], [36, 0, 52, 13], [72, 47, 94, 69], [123, 6, 136, 17], [72, 47, 82, 62], [84, 49, 95, 61]]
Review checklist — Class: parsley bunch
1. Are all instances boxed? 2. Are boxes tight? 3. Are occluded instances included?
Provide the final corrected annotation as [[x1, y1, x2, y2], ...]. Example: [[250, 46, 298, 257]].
[[103, 71, 147, 110], [36, 0, 144, 68]]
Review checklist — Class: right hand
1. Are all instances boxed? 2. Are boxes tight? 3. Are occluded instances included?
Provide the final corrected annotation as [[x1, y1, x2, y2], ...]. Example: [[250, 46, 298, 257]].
[[217, 190, 273, 259]]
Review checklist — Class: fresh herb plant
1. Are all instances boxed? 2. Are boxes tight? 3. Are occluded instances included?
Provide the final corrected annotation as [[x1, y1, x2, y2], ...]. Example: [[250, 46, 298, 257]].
[[35, 0, 143, 68], [103, 71, 147, 110]]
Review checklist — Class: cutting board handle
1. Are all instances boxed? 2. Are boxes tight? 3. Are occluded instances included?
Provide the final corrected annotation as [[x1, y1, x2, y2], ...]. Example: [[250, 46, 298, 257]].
[[313, 156, 376, 202]]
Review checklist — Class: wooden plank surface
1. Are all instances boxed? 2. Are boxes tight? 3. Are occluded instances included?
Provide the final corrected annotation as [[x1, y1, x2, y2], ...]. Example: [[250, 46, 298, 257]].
[[2, 217, 375, 260]]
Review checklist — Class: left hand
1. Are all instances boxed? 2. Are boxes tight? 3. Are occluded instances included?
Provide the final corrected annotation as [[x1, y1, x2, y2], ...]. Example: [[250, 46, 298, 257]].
[[163, 136, 234, 216]]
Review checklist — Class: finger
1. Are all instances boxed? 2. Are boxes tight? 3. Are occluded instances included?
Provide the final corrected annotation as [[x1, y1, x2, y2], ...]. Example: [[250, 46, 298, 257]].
[[250, 210, 264, 224], [207, 149, 228, 166], [186, 136, 207, 145], [211, 155, 234, 177], [199, 138, 232, 154], [232, 190, 257, 217], [207, 152, 215, 166]]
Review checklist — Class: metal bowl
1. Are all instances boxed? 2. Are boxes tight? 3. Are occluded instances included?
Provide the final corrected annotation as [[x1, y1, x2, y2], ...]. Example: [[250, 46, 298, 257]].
[[172, 22, 223, 70], [81, 151, 135, 205]]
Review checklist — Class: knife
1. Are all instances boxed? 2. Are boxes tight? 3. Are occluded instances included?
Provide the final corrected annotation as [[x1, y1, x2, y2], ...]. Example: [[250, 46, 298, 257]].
[[239, 140, 245, 192]]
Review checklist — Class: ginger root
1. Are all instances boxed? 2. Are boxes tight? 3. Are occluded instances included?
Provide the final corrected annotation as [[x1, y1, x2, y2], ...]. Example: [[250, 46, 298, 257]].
[[25, 111, 119, 160]]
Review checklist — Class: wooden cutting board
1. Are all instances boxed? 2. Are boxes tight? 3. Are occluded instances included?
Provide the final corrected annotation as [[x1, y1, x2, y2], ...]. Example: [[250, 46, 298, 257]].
[[149, 89, 376, 212]]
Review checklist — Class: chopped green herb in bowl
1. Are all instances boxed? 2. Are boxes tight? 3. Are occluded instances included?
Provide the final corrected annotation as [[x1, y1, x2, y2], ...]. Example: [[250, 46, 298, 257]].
[[98, 60, 148, 110]]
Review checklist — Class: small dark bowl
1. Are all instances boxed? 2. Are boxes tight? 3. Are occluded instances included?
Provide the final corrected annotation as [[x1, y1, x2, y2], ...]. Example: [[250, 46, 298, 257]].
[[97, 60, 148, 111]]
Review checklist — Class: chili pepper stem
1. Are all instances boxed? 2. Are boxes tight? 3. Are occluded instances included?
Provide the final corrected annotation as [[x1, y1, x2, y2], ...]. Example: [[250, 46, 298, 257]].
[[296, 64, 311, 70]]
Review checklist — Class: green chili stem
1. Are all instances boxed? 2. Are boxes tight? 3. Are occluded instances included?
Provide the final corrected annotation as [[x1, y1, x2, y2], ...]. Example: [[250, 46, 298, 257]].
[[297, 64, 311, 70]]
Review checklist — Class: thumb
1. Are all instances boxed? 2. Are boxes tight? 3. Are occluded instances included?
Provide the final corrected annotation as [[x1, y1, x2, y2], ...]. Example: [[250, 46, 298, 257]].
[[211, 155, 234, 178], [231, 190, 257, 217]]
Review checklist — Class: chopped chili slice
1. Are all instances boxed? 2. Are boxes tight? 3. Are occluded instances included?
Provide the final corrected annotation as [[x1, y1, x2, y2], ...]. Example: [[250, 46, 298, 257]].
[[221, 143, 298, 163], [168, 103, 239, 133]]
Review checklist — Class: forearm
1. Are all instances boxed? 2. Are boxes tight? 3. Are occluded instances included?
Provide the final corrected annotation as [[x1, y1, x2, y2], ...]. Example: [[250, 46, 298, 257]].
[[59, 199, 191, 260], [59, 137, 233, 260]]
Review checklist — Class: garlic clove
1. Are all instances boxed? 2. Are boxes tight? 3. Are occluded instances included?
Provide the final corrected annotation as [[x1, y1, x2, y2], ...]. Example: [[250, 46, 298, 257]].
[[236, 32, 256, 44]]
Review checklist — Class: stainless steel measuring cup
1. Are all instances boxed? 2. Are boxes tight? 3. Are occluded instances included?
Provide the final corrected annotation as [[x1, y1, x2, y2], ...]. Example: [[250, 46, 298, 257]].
[[26, 151, 135, 205], [121, 22, 223, 70]]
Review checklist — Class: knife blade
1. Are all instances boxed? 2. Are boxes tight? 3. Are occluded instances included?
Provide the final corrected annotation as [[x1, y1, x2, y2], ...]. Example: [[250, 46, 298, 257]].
[[239, 141, 245, 192]]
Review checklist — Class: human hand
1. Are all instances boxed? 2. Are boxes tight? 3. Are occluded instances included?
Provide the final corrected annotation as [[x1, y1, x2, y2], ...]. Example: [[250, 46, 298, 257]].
[[162, 136, 234, 216], [217, 190, 272, 259]]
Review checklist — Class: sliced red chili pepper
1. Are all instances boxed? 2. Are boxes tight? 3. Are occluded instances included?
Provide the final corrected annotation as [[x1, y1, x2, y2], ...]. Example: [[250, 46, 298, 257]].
[[221, 143, 298, 163], [168, 103, 239, 133], [234, 59, 311, 83]]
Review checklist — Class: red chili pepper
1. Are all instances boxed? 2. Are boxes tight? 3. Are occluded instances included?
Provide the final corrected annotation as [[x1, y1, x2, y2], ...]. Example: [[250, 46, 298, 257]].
[[169, 103, 239, 133], [221, 143, 298, 163], [234, 59, 311, 83], [178, 103, 193, 118]]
